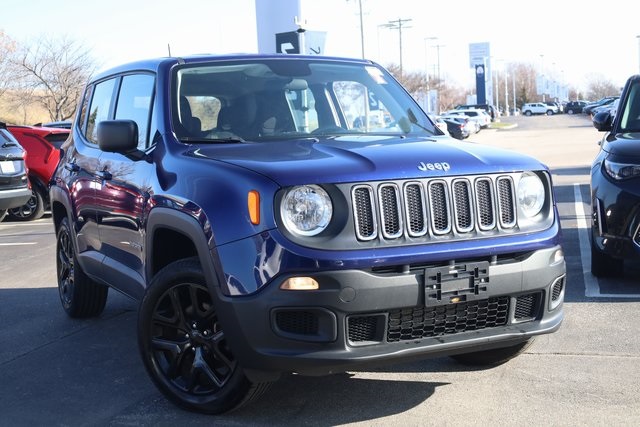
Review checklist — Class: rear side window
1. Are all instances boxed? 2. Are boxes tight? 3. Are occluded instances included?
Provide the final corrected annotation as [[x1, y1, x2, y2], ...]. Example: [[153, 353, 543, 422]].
[[115, 74, 155, 150], [86, 78, 117, 144]]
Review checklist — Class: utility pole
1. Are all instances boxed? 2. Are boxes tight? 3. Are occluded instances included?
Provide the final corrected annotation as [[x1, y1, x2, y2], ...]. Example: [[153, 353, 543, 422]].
[[380, 18, 412, 76], [637, 35, 640, 73]]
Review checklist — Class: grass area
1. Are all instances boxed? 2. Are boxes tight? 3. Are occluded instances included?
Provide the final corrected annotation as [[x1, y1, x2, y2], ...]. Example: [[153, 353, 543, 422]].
[[488, 121, 517, 130]]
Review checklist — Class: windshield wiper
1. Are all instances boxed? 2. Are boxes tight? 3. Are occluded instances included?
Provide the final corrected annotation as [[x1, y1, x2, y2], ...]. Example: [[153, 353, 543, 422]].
[[406, 108, 435, 134], [181, 136, 245, 144]]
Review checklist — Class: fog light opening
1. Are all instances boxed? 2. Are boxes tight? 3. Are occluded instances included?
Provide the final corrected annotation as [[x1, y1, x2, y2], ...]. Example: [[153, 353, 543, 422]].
[[280, 277, 319, 291], [549, 275, 566, 311], [551, 248, 565, 265]]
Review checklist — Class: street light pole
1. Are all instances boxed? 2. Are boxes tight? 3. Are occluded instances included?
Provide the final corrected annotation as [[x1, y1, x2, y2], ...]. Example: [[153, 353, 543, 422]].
[[505, 72, 509, 116], [435, 44, 444, 83], [495, 67, 499, 115], [357, 0, 365, 59], [637, 35, 640, 73], [424, 36, 437, 87], [513, 76, 516, 115], [539, 54, 546, 102]]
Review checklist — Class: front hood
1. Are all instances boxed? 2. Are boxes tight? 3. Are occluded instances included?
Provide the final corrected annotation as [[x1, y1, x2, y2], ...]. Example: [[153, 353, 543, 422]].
[[604, 133, 640, 158], [188, 135, 547, 186]]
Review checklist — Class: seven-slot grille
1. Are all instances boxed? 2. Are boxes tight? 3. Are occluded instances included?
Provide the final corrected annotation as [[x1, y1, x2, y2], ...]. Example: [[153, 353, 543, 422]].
[[352, 175, 517, 241]]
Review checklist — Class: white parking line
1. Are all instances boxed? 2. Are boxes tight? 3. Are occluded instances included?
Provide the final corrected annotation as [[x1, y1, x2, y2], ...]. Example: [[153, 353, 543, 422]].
[[0, 221, 51, 227], [573, 183, 638, 298], [0, 242, 37, 246]]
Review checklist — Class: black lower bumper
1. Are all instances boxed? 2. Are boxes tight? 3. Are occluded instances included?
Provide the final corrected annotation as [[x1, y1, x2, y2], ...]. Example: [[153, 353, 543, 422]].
[[214, 246, 565, 381]]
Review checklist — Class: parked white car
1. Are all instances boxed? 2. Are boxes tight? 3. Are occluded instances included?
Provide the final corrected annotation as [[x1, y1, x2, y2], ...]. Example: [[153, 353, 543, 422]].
[[444, 109, 490, 130], [441, 113, 479, 134], [522, 102, 558, 116]]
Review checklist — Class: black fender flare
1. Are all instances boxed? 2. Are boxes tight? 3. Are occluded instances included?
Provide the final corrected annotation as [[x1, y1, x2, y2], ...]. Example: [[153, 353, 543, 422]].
[[145, 207, 224, 293]]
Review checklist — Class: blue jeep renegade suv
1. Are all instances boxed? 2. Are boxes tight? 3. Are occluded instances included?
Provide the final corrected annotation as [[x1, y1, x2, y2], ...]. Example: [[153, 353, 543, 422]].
[[51, 54, 566, 414]]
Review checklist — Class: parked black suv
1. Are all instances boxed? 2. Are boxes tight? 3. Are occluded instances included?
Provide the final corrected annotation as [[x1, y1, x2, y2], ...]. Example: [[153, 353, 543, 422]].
[[51, 54, 565, 414], [590, 75, 640, 276], [0, 123, 31, 221], [565, 101, 587, 115]]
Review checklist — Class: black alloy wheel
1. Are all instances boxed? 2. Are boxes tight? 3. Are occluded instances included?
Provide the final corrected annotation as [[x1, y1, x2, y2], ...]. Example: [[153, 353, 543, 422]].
[[9, 188, 45, 221], [138, 258, 269, 414], [56, 217, 108, 317]]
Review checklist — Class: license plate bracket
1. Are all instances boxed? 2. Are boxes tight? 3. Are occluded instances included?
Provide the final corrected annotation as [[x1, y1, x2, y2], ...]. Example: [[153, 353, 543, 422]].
[[424, 261, 490, 306]]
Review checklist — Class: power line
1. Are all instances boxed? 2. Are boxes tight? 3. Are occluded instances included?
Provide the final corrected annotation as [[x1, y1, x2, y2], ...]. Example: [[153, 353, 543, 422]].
[[380, 18, 412, 76]]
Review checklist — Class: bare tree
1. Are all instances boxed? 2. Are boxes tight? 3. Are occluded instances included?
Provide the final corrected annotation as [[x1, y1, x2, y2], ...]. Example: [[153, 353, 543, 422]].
[[0, 31, 18, 99], [385, 63, 466, 113], [11, 35, 98, 122], [585, 74, 622, 101], [505, 62, 538, 109]]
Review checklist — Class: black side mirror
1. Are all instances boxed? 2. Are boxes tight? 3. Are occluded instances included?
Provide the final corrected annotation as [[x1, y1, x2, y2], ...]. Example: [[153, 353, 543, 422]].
[[592, 111, 612, 132], [97, 120, 138, 153]]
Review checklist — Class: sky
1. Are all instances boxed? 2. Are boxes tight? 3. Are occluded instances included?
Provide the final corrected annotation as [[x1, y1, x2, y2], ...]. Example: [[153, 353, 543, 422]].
[[2, 0, 640, 94]]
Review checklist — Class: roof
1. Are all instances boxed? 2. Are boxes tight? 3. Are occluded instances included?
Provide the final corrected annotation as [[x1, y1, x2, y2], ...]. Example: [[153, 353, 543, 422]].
[[92, 53, 374, 81]]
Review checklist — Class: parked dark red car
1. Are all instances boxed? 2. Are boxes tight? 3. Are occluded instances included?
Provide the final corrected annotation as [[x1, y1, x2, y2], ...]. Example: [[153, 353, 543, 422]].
[[7, 125, 69, 220]]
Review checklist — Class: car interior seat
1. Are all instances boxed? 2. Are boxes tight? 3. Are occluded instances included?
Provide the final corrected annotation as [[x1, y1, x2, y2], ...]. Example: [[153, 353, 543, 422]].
[[177, 96, 202, 137]]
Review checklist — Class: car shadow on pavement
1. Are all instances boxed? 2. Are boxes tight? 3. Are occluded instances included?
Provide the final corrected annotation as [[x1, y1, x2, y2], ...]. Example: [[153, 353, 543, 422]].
[[0, 287, 449, 426]]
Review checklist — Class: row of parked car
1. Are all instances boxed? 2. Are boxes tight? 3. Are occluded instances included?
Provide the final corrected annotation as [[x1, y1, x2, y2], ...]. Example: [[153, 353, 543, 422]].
[[0, 121, 70, 222], [430, 105, 494, 140]]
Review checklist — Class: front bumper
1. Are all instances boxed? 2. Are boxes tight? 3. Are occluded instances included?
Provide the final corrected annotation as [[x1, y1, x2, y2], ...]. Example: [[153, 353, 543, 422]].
[[214, 245, 565, 379], [591, 171, 640, 260]]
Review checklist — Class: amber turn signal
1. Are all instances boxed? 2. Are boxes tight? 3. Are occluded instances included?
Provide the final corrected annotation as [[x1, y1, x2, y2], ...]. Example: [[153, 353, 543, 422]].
[[248, 190, 260, 225]]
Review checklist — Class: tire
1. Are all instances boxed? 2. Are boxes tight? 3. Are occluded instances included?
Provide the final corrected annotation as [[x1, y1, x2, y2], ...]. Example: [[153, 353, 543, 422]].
[[524, 111, 532, 116], [138, 257, 270, 414], [450, 339, 534, 367], [590, 232, 624, 277], [56, 217, 108, 317], [546, 110, 553, 116], [9, 188, 45, 221], [567, 109, 575, 115]]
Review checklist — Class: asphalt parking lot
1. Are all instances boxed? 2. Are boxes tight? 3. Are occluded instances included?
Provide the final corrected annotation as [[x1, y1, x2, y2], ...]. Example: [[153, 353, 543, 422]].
[[1, 113, 639, 426]]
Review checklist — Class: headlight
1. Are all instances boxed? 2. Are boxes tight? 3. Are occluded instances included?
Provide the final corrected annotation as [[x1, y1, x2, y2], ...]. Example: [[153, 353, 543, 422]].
[[604, 159, 640, 180], [517, 172, 545, 218], [281, 185, 332, 236]]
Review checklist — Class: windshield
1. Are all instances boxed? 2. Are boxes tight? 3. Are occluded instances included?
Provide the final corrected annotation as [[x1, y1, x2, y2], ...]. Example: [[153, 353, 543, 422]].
[[619, 81, 640, 133], [172, 58, 436, 142]]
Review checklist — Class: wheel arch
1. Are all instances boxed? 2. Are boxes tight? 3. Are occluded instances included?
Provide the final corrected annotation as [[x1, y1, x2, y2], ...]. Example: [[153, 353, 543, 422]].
[[146, 207, 224, 293]]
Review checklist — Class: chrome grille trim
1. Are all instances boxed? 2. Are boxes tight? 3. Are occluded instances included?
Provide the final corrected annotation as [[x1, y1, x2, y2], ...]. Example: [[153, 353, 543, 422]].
[[474, 177, 496, 231], [350, 174, 522, 242], [428, 180, 451, 235], [378, 183, 403, 239], [403, 182, 428, 237], [452, 179, 474, 233], [352, 185, 378, 241], [497, 176, 517, 229]]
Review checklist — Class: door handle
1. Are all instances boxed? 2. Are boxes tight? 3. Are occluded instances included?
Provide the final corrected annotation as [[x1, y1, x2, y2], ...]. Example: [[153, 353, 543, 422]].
[[97, 170, 112, 180]]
